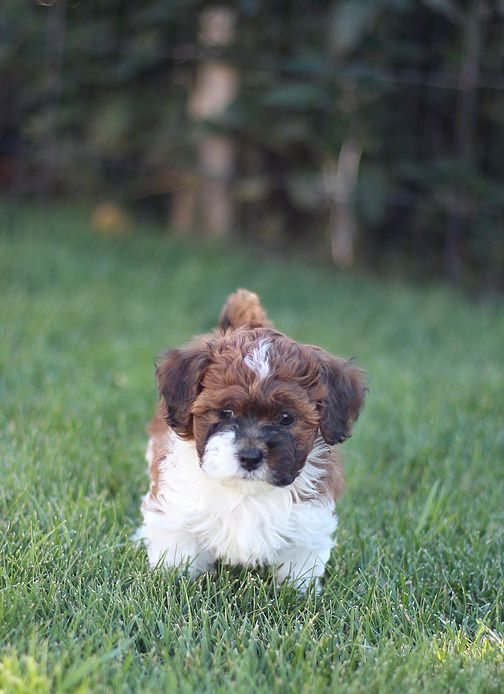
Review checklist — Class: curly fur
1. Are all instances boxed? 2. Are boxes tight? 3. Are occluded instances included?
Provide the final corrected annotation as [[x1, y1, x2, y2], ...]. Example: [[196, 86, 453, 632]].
[[136, 289, 365, 590]]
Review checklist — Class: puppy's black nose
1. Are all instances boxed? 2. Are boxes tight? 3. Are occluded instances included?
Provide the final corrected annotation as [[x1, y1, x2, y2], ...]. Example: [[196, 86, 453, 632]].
[[239, 448, 264, 471]]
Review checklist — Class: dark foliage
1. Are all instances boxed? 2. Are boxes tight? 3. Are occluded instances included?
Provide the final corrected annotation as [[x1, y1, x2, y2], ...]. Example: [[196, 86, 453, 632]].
[[1, 0, 503, 285]]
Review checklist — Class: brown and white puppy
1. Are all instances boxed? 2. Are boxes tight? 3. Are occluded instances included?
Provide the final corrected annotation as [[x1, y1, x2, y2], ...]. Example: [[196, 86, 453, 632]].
[[136, 289, 365, 590]]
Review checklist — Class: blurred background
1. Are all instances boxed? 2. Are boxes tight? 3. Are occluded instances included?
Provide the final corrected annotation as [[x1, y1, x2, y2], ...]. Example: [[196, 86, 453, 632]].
[[1, 0, 503, 288]]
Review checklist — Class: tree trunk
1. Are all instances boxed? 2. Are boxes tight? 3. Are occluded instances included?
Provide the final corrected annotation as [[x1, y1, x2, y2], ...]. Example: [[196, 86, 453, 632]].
[[325, 139, 362, 269], [190, 7, 238, 238], [170, 177, 198, 233]]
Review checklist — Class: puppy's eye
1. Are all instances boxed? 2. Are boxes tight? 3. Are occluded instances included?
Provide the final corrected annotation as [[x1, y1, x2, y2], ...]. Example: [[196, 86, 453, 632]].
[[279, 411, 294, 426], [218, 408, 234, 420]]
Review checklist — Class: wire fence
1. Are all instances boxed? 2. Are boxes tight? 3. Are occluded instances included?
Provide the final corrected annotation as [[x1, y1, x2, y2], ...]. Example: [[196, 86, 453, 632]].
[[3, 26, 504, 92], [2, 7, 504, 231], [2, 142, 503, 221]]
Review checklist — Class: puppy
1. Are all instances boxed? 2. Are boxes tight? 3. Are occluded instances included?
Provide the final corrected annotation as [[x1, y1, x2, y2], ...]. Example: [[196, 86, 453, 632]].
[[136, 289, 365, 590]]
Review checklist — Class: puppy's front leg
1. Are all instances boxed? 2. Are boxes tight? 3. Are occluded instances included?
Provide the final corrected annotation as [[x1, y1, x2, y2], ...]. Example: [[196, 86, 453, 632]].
[[276, 501, 337, 591], [276, 546, 331, 592], [139, 524, 213, 578]]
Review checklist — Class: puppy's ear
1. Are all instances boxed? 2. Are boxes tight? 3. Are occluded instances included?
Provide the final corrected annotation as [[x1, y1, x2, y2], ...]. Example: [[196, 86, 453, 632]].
[[155, 339, 213, 438], [312, 349, 366, 445]]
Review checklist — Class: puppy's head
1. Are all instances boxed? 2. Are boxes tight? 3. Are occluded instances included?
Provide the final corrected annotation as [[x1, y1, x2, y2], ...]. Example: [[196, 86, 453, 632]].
[[156, 329, 365, 491]]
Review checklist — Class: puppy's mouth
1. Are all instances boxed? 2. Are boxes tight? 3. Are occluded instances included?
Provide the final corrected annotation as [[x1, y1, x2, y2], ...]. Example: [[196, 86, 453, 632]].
[[201, 430, 267, 478], [200, 429, 300, 494]]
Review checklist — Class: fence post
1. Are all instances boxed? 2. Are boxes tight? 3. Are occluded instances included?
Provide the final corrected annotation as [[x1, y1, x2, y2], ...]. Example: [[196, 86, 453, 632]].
[[40, 0, 66, 197], [445, 0, 489, 279]]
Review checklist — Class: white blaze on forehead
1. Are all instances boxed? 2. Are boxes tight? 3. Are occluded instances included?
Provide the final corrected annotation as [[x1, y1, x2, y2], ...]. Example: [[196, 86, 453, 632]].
[[243, 339, 271, 380]]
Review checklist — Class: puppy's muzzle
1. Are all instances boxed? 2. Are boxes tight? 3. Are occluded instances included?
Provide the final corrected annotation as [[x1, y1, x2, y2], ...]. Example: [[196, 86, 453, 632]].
[[239, 448, 264, 471]]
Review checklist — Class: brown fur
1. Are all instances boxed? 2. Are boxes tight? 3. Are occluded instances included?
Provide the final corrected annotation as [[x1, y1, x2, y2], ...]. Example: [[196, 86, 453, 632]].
[[314, 447, 346, 501], [189, 330, 323, 480], [219, 288, 273, 330], [151, 289, 366, 500], [146, 403, 171, 501]]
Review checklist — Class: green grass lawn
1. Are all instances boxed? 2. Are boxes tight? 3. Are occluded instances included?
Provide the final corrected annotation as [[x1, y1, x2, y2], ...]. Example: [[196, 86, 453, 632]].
[[1, 201, 503, 693]]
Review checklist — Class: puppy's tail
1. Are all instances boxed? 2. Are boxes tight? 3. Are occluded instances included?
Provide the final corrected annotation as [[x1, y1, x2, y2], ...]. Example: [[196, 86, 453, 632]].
[[218, 289, 273, 330]]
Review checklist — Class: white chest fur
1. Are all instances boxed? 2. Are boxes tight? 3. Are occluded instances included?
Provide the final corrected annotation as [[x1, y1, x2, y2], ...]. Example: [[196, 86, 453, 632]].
[[138, 433, 338, 584]]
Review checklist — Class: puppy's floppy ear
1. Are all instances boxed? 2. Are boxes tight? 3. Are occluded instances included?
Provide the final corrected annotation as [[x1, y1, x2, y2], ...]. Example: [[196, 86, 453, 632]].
[[312, 349, 366, 445], [155, 339, 213, 438]]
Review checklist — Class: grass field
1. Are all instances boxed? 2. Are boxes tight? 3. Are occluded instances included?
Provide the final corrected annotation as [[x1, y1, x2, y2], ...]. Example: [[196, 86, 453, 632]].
[[1, 201, 503, 693]]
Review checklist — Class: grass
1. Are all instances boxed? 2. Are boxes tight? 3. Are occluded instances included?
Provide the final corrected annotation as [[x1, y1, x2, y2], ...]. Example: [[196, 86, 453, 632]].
[[0, 201, 503, 693]]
